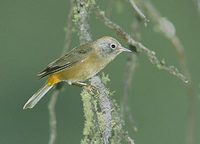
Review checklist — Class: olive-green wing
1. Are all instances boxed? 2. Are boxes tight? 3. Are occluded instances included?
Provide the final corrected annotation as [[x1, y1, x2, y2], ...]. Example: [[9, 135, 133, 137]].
[[38, 44, 93, 78]]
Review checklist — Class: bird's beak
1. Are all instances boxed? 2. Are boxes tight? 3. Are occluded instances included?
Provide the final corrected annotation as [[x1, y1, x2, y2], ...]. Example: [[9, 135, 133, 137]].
[[119, 46, 132, 52]]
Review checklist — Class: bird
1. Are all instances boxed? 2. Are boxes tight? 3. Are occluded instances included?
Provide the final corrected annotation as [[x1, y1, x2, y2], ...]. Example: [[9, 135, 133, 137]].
[[23, 36, 132, 109]]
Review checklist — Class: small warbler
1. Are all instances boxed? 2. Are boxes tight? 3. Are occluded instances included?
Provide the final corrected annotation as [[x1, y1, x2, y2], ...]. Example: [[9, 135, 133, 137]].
[[23, 36, 132, 109]]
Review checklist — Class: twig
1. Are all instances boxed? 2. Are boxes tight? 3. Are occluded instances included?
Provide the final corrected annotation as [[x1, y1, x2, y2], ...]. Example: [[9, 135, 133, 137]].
[[48, 88, 59, 144], [121, 54, 138, 131], [127, 0, 149, 25], [63, 0, 74, 53], [121, 20, 141, 132], [143, 1, 190, 78], [48, 0, 74, 143], [94, 6, 188, 84], [140, 1, 197, 144]]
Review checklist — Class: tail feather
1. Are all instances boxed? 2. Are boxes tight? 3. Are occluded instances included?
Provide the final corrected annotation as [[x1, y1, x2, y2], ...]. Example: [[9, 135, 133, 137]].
[[23, 85, 53, 109]]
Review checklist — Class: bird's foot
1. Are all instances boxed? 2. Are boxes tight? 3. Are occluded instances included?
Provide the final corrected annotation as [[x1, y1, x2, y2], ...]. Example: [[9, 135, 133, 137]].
[[73, 82, 99, 95], [84, 84, 99, 95]]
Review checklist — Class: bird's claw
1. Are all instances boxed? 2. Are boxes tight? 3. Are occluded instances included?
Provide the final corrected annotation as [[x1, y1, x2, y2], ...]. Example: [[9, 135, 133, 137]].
[[84, 84, 99, 95]]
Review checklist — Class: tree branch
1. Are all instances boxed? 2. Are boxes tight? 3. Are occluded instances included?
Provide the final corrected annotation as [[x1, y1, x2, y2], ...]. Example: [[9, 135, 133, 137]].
[[48, 88, 59, 144], [121, 53, 138, 131], [74, 0, 113, 143], [63, 0, 74, 53], [139, 1, 197, 144], [74, 0, 92, 44], [48, 0, 74, 143], [127, 0, 149, 25], [121, 20, 141, 132], [90, 76, 112, 144], [94, 6, 188, 84]]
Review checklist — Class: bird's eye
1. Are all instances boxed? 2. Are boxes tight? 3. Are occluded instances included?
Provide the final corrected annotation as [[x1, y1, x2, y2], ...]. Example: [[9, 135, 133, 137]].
[[110, 43, 116, 49]]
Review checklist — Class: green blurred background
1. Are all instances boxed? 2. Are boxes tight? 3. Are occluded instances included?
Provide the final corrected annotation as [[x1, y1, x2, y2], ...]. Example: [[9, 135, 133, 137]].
[[0, 0, 200, 144]]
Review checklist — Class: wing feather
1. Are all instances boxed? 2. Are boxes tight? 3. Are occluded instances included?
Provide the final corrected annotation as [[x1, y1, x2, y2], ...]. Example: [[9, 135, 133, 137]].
[[38, 43, 93, 78]]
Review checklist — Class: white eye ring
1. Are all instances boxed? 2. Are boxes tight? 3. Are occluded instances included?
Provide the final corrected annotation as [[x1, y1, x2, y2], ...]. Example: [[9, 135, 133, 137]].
[[110, 43, 116, 49]]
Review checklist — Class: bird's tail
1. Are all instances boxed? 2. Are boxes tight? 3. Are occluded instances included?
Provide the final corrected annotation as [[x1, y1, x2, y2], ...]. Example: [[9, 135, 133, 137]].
[[23, 84, 53, 109]]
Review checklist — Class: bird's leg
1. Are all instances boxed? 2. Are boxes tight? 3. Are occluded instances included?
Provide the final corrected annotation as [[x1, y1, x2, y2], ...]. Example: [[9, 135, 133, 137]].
[[73, 81, 99, 95], [72, 81, 87, 87]]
